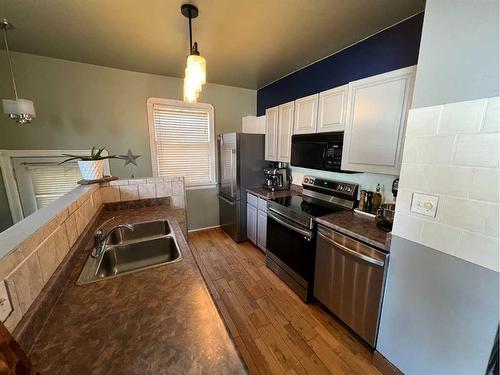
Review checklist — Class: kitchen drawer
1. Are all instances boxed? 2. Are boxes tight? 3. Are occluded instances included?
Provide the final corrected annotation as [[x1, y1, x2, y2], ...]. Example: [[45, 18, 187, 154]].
[[258, 197, 267, 212], [247, 193, 258, 207]]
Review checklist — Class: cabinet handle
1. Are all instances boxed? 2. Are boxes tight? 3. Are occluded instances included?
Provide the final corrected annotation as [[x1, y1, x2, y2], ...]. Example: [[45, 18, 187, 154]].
[[317, 231, 385, 267]]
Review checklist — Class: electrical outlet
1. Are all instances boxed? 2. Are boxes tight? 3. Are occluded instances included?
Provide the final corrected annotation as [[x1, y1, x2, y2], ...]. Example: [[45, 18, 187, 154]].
[[411, 193, 439, 217], [0, 281, 13, 322]]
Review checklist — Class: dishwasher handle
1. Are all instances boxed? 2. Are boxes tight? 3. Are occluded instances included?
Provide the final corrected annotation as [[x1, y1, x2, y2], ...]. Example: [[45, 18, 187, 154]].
[[317, 230, 385, 267]]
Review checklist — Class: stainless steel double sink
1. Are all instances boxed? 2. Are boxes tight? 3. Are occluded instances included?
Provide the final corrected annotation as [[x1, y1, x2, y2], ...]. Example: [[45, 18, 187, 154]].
[[77, 220, 182, 285]]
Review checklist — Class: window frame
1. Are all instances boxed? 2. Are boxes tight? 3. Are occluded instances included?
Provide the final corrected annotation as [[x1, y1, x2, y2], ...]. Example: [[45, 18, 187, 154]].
[[0, 149, 110, 223], [146, 98, 217, 190]]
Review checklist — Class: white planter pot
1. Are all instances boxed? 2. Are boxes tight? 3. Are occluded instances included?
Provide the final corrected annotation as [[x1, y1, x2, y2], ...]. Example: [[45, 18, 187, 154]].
[[78, 160, 105, 180]]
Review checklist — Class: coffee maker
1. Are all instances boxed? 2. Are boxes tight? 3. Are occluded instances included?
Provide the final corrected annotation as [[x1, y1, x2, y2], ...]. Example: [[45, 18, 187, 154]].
[[264, 162, 291, 191]]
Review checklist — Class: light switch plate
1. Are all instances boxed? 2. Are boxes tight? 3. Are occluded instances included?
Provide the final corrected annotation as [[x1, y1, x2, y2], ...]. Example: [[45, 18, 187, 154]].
[[0, 281, 13, 322], [411, 193, 439, 217]]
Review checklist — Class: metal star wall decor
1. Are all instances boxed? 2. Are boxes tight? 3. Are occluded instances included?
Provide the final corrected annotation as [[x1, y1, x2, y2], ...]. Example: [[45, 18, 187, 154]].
[[120, 148, 141, 166]]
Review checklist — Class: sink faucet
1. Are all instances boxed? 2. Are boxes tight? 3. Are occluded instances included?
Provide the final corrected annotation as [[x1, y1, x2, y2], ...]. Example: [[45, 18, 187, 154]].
[[92, 217, 134, 258]]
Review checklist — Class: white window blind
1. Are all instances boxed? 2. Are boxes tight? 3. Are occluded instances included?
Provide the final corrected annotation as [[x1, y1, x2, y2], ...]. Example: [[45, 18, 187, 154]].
[[27, 164, 81, 209], [151, 103, 215, 187]]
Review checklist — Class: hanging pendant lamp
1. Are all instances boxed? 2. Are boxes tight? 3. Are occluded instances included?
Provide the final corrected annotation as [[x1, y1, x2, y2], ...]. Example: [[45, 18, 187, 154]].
[[1, 19, 36, 124], [181, 4, 206, 103]]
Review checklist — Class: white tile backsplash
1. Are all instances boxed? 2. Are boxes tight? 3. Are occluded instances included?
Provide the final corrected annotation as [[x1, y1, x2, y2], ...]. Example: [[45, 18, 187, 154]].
[[392, 212, 423, 243], [396, 97, 500, 272], [453, 133, 499, 168], [455, 232, 499, 272], [138, 183, 156, 199], [482, 97, 500, 133], [469, 168, 499, 203], [420, 221, 461, 256], [290, 167, 398, 203], [438, 99, 486, 134], [405, 104, 441, 136], [119, 185, 139, 201]]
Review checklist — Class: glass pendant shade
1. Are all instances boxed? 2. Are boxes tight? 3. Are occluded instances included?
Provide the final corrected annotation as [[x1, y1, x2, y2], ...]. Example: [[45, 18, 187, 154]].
[[2, 19, 36, 124], [2, 98, 36, 124], [183, 54, 206, 103]]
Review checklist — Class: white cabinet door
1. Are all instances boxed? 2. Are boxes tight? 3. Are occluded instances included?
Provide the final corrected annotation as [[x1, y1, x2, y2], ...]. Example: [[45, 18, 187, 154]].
[[246, 203, 257, 244], [277, 101, 295, 163], [294, 94, 319, 134], [265, 106, 279, 161], [257, 209, 267, 251], [317, 85, 348, 132], [342, 66, 416, 175]]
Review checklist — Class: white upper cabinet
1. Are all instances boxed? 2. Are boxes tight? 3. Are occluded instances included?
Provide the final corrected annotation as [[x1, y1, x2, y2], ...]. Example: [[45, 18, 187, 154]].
[[293, 94, 319, 134], [277, 101, 295, 162], [317, 84, 348, 133], [265, 106, 279, 161], [341, 66, 416, 175]]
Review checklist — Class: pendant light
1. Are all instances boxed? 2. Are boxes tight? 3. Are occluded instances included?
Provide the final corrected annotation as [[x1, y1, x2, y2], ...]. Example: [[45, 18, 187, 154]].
[[181, 4, 206, 103], [1, 19, 36, 124]]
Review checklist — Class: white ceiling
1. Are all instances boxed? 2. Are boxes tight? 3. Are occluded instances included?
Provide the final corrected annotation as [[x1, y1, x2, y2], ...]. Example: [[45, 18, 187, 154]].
[[0, 0, 425, 89]]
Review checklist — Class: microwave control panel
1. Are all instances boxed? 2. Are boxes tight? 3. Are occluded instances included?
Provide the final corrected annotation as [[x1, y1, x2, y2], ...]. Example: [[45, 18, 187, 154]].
[[325, 144, 342, 170]]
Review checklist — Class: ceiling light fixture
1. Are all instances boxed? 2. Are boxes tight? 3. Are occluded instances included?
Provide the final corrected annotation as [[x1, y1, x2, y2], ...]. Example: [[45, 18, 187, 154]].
[[181, 4, 206, 103], [1, 18, 36, 124]]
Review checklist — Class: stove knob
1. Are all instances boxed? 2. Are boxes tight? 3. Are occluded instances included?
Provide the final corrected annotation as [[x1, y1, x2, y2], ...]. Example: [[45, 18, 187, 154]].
[[304, 178, 309, 183], [338, 186, 344, 191], [345, 186, 352, 193]]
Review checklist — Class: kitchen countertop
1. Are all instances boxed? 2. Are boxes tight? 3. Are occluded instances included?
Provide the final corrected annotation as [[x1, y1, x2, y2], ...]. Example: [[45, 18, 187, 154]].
[[28, 205, 245, 374], [316, 210, 390, 251], [246, 186, 301, 200]]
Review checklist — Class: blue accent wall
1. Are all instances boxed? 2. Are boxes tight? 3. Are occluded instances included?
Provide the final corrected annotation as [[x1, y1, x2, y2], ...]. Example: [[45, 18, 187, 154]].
[[257, 13, 424, 115]]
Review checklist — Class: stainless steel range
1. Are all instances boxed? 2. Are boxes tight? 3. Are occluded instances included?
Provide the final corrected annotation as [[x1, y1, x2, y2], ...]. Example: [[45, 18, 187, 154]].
[[266, 176, 358, 302]]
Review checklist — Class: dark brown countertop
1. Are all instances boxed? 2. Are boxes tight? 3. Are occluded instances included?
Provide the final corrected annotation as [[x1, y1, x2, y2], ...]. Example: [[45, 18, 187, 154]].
[[316, 210, 390, 251], [28, 206, 245, 374], [246, 186, 301, 200]]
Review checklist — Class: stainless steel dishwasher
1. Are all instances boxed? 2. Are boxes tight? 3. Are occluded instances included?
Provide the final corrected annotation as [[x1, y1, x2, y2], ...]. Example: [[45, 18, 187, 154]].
[[314, 224, 389, 347]]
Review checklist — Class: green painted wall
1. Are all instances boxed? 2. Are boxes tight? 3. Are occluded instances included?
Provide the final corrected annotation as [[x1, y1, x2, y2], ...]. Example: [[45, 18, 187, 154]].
[[0, 51, 256, 230]]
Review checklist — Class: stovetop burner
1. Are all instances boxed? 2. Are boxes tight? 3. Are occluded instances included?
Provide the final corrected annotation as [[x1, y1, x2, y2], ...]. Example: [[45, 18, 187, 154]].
[[267, 176, 358, 230], [270, 195, 348, 218]]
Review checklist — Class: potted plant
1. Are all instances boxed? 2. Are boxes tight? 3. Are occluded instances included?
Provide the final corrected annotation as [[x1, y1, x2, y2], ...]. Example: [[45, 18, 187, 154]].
[[60, 147, 120, 180]]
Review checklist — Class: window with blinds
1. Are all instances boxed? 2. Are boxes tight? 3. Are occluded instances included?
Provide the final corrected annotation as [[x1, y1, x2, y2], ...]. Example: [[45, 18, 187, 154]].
[[27, 164, 81, 209], [149, 100, 216, 187]]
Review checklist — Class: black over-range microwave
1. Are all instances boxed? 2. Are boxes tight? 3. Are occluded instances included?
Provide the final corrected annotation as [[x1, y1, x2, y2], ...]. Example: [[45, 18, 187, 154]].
[[290, 131, 350, 172]]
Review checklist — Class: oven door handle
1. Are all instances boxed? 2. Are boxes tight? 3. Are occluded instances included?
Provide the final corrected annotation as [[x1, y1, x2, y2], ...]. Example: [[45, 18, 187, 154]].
[[267, 211, 312, 240], [317, 231, 385, 267]]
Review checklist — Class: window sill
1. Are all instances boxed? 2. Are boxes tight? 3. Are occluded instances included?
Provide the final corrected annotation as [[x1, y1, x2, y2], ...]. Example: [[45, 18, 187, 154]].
[[186, 184, 218, 191]]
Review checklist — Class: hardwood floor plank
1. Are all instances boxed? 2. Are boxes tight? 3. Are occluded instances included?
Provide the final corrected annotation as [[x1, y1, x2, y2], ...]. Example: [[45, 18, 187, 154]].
[[257, 324, 301, 373], [234, 336, 261, 375], [188, 229, 380, 375], [307, 335, 351, 374]]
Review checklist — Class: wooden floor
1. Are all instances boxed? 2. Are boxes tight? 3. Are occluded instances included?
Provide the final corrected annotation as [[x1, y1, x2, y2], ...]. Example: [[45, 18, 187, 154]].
[[188, 228, 380, 375]]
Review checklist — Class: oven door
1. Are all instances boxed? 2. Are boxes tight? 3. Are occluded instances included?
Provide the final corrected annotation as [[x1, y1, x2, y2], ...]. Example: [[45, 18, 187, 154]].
[[266, 210, 315, 301]]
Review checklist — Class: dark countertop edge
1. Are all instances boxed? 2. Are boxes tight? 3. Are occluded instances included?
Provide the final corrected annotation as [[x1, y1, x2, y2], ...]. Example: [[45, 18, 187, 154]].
[[246, 185, 302, 200], [316, 214, 390, 252]]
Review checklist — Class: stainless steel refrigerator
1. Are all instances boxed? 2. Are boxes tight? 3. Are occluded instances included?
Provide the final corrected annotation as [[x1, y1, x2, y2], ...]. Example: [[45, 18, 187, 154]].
[[218, 133, 266, 242]]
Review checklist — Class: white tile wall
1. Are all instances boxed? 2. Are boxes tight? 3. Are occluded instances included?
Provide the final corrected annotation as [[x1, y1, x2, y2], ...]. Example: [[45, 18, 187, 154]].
[[290, 167, 398, 203], [393, 97, 500, 272], [99, 177, 185, 205]]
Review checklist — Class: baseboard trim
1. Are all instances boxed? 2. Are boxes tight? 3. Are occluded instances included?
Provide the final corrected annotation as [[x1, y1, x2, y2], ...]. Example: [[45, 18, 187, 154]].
[[373, 350, 404, 375], [188, 225, 221, 233]]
